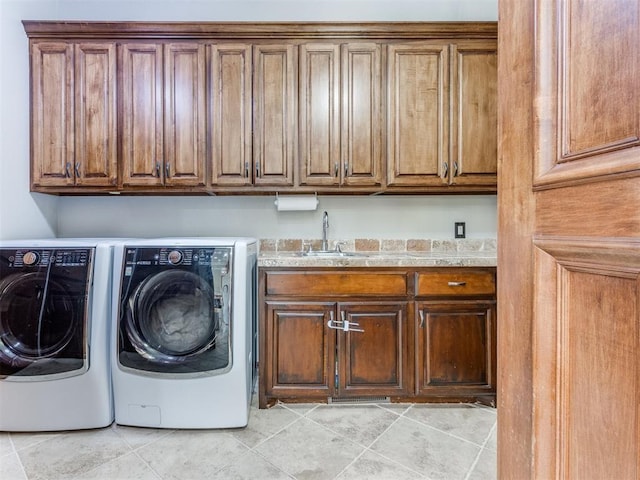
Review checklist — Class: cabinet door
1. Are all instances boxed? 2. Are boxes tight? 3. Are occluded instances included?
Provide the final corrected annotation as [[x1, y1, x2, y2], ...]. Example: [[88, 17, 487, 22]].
[[416, 301, 496, 400], [209, 44, 252, 186], [264, 302, 336, 399], [337, 302, 410, 397], [299, 43, 340, 186], [164, 43, 206, 187], [253, 44, 296, 187], [30, 41, 74, 187], [341, 43, 382, 186], [386, 42, 449, 186], [74, 43, 117, 187], [449, 41, 497, 187], [120, 43, 164, 187]]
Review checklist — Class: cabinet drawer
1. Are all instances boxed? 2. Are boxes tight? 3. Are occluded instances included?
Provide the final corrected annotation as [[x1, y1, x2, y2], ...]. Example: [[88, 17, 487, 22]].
[[416, 270, 495, 296], [265, 271, 408, 297]]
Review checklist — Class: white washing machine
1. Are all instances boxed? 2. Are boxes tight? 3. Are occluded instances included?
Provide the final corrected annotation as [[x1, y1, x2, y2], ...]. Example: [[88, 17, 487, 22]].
[[112, 238, 257, 429], [0, 239, 117, 431]]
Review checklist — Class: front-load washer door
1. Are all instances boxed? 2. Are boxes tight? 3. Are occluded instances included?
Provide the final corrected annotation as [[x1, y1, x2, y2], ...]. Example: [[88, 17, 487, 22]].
[[0, 248, 92, 380], [118, 246, 232, 377]]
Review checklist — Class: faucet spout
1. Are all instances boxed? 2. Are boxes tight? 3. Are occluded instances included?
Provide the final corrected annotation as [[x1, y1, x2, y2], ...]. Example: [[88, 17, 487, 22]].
[[321, 211, 329, 251]]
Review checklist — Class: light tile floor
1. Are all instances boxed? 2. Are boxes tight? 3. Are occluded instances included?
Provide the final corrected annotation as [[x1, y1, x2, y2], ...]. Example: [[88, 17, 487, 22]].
[[0, 400, 496, 480]]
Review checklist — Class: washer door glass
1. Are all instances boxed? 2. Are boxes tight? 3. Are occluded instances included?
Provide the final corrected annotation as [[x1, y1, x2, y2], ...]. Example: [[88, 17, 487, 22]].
[[126, 270, 218, 363], [0, 272, 85, 378]]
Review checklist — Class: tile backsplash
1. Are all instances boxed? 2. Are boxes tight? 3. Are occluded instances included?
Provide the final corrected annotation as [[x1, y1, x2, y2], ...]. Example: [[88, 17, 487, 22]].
[[259, 238, 497, 254]]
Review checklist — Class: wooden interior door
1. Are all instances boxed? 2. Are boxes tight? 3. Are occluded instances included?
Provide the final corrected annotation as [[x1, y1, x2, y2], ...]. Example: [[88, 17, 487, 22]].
[[499, 0, 640, 478]]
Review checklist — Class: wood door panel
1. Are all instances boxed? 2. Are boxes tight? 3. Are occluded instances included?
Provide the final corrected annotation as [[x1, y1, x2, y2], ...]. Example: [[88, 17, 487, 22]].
[[264, 302, 335, 397], [164, 43, 205, 186], [74, 43, 116, 186], [450, 41, 497, 186], [341, 43, 382, 186], [338, 303, 408, 395], [253, 44, 296, 186], [120, 43, 163, 187], [533, 239, 640, 479], [31, 42, 74, 186], [299, 43, 340, 186], [209, 44, 252, 186], [535, 0, 640, 188], [264, 271, 408, 297], [386, 43, 448, 186], [417, 302, 495, 394]]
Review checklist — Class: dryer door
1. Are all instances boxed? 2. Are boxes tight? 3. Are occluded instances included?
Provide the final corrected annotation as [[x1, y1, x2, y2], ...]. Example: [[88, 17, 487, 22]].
[[0, 249, 91, 380]]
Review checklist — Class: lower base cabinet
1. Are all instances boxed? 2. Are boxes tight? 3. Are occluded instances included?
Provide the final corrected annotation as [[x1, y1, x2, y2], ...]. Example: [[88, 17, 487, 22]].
[[259, 267, 496, 408], [416, 301, 496, 405]]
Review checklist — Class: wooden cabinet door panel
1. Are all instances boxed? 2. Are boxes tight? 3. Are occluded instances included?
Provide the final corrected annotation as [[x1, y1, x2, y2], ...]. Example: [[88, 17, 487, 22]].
[[74, 43, 117, 187], [164, 43, 206, 187], [337, 302, 410, 396], [387, 42, 449, 187], [341, 43, 382, 186], [120, 43, 164, 187], [449, 41, 497, 186], [31, 42, 74, 187], [253, 44, 296, 186], [264, 302, 335, 398], [209, 44, 252, 186], [299, 43, 340, 186], [417, 301, 495, 396]]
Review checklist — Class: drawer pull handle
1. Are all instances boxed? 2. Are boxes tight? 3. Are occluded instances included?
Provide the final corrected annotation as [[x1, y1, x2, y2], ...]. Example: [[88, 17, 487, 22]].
[[419, 310, 425, 328], [448, 281, 467, 286]]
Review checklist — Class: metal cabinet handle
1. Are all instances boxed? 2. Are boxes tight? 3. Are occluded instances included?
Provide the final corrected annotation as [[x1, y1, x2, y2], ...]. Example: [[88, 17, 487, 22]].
[[443, 161, 449, 179], [65, 162, 71, 178], [453, 161, 459, 177], [256, 161, 261, 177], [74, 162, 81, 178], [165, 163, 170, 178], [245, 162, 250, 178], [155, 162, 161, 177], [334, 162, 339, 177], [419, 310, 425, 328], [447, 281, 467, 286], [344, 162, 349, 177]]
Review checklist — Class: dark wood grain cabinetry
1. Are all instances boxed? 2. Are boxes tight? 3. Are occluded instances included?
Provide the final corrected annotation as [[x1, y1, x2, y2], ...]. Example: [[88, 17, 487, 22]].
[[24, 21, 497, 195], [30, 41, 117, 188], [259, 266, 496, 408]]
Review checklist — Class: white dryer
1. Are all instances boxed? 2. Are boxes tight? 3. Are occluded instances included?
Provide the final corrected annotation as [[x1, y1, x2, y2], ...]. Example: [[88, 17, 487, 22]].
[[0, 239, 117, 431], [112, 238, 257, 429]]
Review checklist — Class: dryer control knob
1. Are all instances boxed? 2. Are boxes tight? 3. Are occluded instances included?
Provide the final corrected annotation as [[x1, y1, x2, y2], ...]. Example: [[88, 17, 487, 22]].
[[23, 251, 39, 266], [168, 250, 183, 265]]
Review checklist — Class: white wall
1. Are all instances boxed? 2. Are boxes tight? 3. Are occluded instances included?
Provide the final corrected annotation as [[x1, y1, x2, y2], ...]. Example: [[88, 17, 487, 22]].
[[0, 0, 498, 242]]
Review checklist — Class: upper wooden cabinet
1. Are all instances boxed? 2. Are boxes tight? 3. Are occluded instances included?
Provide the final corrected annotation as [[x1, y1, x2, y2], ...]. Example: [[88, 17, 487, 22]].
[[210, 44, 296, 188], [386, 39, 497, 189], [23, 21, 496, 195], [120, 42, 206, 189], [30, 41, 117, 188], [299, 43, 382, 187]]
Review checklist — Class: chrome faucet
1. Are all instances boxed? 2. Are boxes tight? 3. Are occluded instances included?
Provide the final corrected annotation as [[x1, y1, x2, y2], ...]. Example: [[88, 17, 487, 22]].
[[321, 211, 329, 251]]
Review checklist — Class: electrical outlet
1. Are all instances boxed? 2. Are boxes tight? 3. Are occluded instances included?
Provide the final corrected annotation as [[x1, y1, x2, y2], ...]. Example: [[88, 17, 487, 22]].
[[455, 222, 466, 239]]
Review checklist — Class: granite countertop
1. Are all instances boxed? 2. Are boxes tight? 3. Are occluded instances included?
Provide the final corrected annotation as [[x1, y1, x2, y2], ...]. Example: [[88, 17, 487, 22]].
[[257, 238, 497, 268], [258, 251, 497, 268]]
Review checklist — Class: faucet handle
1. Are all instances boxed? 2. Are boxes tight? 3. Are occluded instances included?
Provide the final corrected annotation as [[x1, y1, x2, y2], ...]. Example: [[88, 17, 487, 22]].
[[335, 242, 345, 253]]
